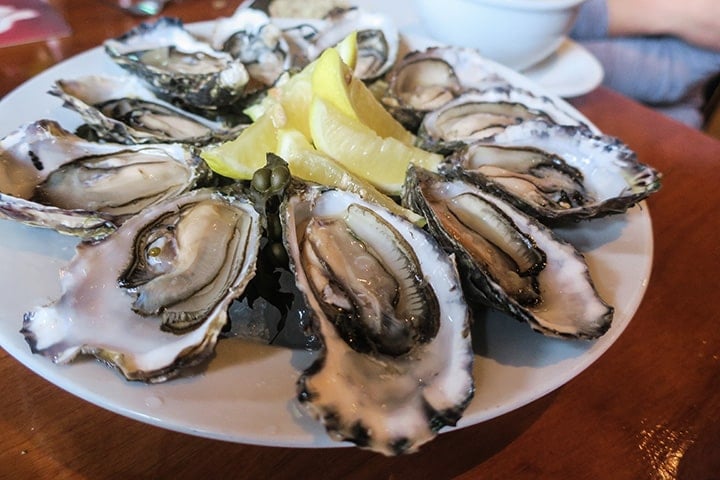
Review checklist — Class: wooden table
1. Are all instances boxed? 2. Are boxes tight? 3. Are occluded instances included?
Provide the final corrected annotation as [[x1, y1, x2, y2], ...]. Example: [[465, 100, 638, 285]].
[[1, 1, 719, 478]]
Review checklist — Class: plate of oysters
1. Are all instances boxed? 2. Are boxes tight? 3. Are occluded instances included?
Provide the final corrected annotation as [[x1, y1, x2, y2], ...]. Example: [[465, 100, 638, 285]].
[[0, 7, 661, 455]]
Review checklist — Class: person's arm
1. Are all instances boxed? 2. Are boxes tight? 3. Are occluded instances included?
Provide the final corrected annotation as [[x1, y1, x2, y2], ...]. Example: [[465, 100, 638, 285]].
[[570, 0, 609, 40], [606, 0, 720, 51], [581, 36, 720, 104]]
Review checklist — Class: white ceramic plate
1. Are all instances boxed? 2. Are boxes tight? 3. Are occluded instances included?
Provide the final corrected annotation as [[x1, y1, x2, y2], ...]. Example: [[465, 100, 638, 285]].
[[0, 19, 652, 449]]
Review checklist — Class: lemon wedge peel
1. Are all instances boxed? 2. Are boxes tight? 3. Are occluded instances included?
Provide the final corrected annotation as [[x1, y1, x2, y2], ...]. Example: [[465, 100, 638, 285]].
[[201, 104, 285, 180], [311, 46, 414, 145], [276, 129, 425, 225], [309, 96, 442, 195]]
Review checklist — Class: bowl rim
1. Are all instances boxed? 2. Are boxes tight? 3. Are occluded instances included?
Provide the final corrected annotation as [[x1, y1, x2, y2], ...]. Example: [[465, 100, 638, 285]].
[[443, 0, 587, 11]]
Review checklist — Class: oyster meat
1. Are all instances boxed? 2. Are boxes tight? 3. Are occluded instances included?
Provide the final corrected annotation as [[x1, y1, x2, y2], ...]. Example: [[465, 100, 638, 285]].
[[383, 46, 508, 130], [282, 182, 474, 455], [104, 17, 250, 113], [209, 8, 292, 90], [21, 187, 261, 382], [404, 166, 613, 339], [418, 86, 589, 151], [0, 120, 213, 239], [50, 75, 243, 145], [448, 120, 662, 223]]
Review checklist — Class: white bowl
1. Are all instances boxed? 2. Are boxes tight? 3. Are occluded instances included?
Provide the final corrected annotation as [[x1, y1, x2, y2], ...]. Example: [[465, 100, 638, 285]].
[[414, 0, 586, 71]]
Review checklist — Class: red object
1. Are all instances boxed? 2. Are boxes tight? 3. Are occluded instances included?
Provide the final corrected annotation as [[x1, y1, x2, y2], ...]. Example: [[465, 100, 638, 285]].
[[0, 0, 71, 48]]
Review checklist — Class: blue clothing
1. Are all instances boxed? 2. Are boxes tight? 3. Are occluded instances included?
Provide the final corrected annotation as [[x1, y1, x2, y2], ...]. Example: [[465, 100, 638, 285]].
[[570, 0, 720, 127]]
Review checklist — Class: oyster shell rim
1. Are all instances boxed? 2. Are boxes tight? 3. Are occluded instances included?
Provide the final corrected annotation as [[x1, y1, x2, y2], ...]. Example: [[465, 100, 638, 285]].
[[281, 182, 475, 455]]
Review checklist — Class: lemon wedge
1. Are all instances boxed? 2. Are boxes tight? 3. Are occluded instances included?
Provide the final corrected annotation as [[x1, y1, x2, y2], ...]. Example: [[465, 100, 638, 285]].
[[309, 96, 442, 195], [311, 47, 414, 145], [276, 129, 425, 224], [243, 33, 358, 139], [201, 104, 285, 179], [334, 30, 358, 71]]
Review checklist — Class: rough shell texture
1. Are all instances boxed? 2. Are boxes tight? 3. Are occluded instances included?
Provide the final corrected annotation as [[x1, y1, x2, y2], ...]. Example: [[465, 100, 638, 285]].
[[104, 17, 250, 112], [0, 120, 212, 239], [418, 85, 590, 151], [403, 166, 613, 339], [50, 75, 242, 145], [282, 182, 474, 455], [448, 120, 662, 224], [209, 8, 292, 89], [21, 188, 261, 383]]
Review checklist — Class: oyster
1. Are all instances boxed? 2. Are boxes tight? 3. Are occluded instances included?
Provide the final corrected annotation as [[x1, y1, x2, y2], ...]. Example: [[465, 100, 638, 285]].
[[209, 8, 292, 90], [383, 46, 508, 130], [418, 86, 589, 151], [50, 75, 244, 145], [0, 120, 212, 239], [104, 17, 250, 113], [282, 182, 474, 455], [448, 120, 662, 223], [21, 187, 261, 382], [404, 166, 613, 339]]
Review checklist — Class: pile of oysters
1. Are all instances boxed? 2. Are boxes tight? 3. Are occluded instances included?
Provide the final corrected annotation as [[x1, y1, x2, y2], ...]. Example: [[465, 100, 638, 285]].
[[0, 7, 660, 455]]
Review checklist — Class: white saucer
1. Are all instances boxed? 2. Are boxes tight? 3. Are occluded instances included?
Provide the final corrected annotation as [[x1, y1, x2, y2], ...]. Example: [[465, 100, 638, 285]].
[[522, 38, 604, 97]]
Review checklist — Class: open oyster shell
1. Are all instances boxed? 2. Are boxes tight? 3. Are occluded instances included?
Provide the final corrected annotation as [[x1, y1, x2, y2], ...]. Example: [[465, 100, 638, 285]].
[[282, 182, 474, 455], [418, 86, 590, 152], [104, 17, 250, 114], [448, 120, 662, 224], [21, 187, 261, 383], [208, 8, 292, 90], [404, 166, 613, 339], [0, 120, 213, 240], [50, 75, 244, 145], [382, 46, 508, 131]]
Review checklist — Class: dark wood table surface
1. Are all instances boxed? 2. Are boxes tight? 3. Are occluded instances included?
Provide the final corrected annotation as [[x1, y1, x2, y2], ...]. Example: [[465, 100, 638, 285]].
[[1, 1, 719, 479]]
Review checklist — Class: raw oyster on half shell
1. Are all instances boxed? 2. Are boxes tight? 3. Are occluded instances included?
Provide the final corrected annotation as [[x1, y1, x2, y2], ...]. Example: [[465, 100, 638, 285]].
[[50, 75, 244, 145], [404, 166, 613, 339], [418, 86, 590, 152], [448, 120, 662, 224], [208, 8, 292, 90], [282, 182, 474, 455], [21, 187, 262, 382], [382, 46, 508, 130], [0, 120, 213, 240], [104, 17, 250, 114]]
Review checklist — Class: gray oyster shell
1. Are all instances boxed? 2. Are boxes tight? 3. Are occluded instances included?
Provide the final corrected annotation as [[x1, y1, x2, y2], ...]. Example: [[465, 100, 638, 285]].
[[104, 17, 250, 113], [403, 166, 613, 339], [448, 120, 662, 224], [50, 75, 245, 145], [282, 182, 474, 455], [208, 8, 292, 90], [382, 46, 509, 131], [21, 187, 261, 383], [0, 120, 213, 240], [418, 86, 590, 152]]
